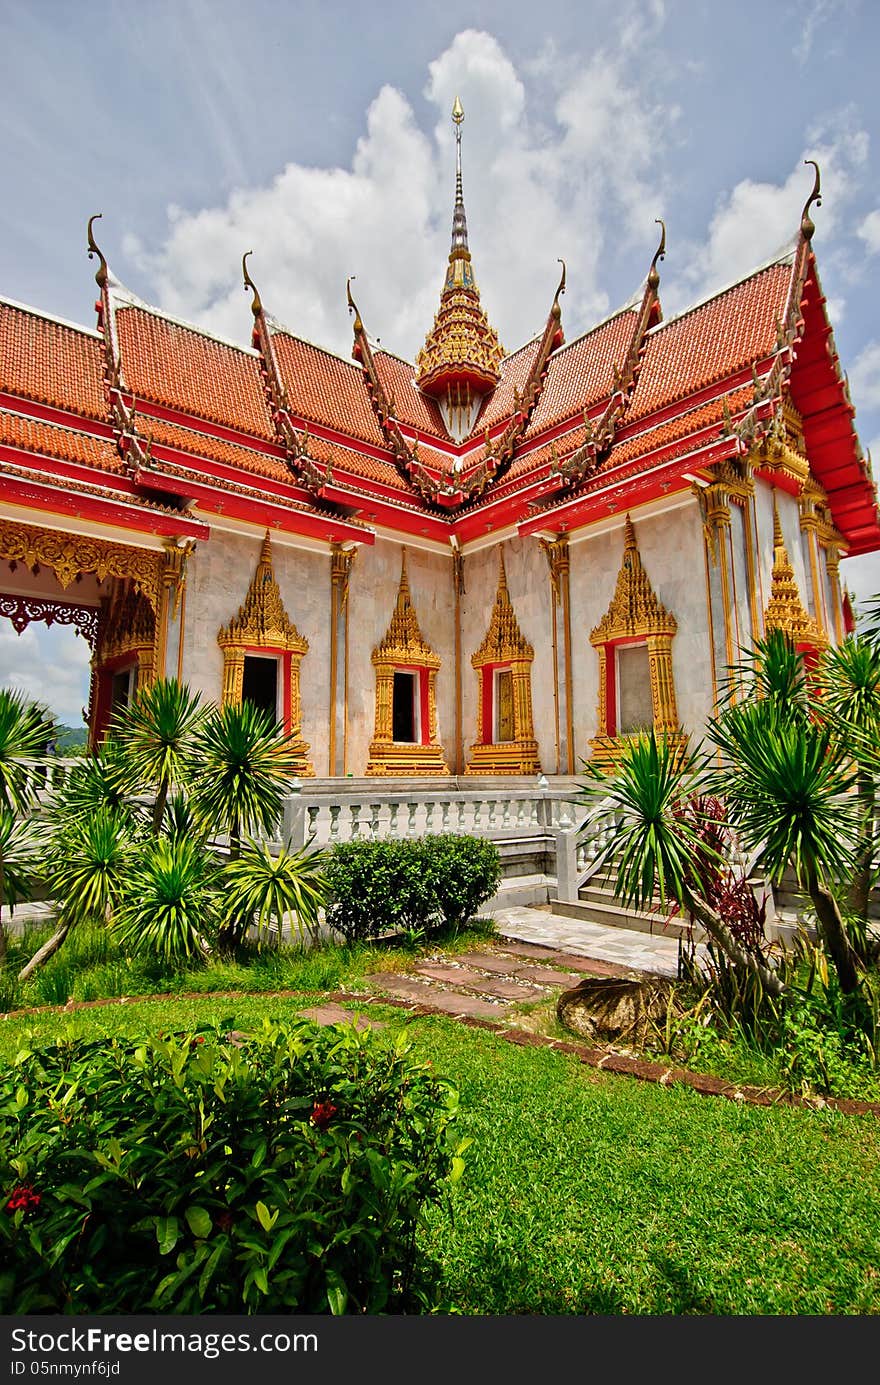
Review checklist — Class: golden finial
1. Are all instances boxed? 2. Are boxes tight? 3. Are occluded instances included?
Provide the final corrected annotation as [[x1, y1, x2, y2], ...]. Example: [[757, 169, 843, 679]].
[[647, 218, 666, 293], [498, 546, 509, 595], [801, 159, 821, 242], [346, 276, 363, 334], [242, 251, 263, 318], [553, 258, 567, 319], [772, 493, 784, 551], [452, 95, 465, 125], [623, 514, 637, 552], [87, 213, 108, 289]]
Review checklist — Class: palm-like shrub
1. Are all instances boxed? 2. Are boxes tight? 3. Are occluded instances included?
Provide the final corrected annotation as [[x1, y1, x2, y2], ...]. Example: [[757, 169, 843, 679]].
[[0, 690, 54, 965], [19, 808, 135, 982], [110, 679, 207, 833], [113, 833, 219, 964], [221, 838, 328, 947], [580, 734, 785, 996], [193, 702, 300, 856], [815, 636, 880, 923]]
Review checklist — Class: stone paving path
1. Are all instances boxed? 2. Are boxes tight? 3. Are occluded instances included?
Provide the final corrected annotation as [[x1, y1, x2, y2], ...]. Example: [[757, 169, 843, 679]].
[[489, 905, 699, 979]]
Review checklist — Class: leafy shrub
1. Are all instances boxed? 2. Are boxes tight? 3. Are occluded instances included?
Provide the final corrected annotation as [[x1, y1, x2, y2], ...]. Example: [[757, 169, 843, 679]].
[[324, 838, 438, 943], [0, 1018, 464, 1314], [324, 835, 500, 943], [420, 835, 501, 935]]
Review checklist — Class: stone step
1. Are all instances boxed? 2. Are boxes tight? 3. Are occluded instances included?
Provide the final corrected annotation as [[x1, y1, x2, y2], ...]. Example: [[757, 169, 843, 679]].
[[414, 963, 545, 1001], [298, 1004, 385, 1031], [452, 950, 582, 988], [361, 972, 503, 1018], [551, 896, 697, 941], [492, 939, 639, 979]]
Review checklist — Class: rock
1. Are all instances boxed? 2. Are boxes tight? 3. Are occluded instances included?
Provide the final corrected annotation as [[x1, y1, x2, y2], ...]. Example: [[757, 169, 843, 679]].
[[556, 975, 675, 1045]]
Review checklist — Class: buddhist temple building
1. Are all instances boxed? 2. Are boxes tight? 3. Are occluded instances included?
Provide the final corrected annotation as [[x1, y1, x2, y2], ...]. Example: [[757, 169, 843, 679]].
[[1, 106, 877, 778]]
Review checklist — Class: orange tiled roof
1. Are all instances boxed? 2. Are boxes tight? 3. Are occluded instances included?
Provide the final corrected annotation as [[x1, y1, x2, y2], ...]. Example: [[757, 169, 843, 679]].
[[0, 409, 123, 472], [0, 301, 106, 421], [523, 310, 637, 440], [469, 335, 545, 438], [270, 329, 386, 447], [609, 384, 754, 468], [627, 260, 793, 421], [308, 434, 410, 492], [144, 415, 292, 485], [373, 350, 449, 438], [115, 304, 273, 439]]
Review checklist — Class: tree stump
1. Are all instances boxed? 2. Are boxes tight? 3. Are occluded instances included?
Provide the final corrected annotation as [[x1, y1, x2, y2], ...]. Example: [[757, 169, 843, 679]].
[[556, 975, 674, 1045]]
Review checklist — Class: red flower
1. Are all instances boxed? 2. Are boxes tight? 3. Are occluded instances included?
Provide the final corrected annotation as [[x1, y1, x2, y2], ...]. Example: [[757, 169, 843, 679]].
[[216, 1210, 234, 1233], [192, 1035, 205, 1045], [310, 1101, 337, 1131], [5, 1186, 41, 1214]]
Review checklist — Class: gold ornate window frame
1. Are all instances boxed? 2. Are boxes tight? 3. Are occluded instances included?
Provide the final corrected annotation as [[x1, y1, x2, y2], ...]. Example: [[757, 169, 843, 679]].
[[465, 549, 540, 775], [217, 531, 314, 775], [589, 515, 683, 767], [366, 549, 449, 776]]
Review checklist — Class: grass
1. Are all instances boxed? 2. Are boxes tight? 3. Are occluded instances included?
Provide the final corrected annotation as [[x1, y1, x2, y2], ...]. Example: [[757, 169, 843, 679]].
[[3, 993, 880, 1314], [2, 916, 496, 1014]]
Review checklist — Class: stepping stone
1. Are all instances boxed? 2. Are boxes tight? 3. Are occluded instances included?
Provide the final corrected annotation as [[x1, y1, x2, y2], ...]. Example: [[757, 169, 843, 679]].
[[415, 963, 544, 1002], [498, 941, 635, 978], [455, 952, 521, 975], [299, 1004, 385, 1031], [513, 965, 584, 988], [364, 973, 500, 1019]]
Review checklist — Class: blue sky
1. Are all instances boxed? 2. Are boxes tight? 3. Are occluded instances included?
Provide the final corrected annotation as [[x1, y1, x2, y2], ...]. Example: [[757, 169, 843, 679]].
[[1, 0, 879, 722]]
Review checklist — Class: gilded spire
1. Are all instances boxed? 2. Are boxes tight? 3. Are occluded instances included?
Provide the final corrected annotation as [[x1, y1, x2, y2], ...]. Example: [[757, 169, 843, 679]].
[[416, 99, 503, 419], [373, 549, 439, 667], [473, 548, 534, 664], [764, 496, 825, 646]]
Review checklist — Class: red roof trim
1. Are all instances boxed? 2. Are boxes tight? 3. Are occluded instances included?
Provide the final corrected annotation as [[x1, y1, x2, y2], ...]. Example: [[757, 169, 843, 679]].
[[0, 471, 208, 539]]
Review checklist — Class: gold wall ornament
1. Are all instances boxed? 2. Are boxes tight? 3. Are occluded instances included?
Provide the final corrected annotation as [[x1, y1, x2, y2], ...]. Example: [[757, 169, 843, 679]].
[[217, 531, 314, 775], [366, 549, 449, 776], [0, 518, 161, 610], [589, 515, 683, 766], [90, 579, 160, 743], [749, 399, 809, 489], [329, 543, 357, 775], [465, 549, 541, 775], [763, 500, 826, 650]]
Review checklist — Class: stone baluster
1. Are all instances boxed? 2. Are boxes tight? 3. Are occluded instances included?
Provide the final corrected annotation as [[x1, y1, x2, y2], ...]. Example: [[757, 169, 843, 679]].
[[369, 803, 381, 838], [388, 802, 399, 837], [407, 802, 417, 834], [349, 804, 361, 839]]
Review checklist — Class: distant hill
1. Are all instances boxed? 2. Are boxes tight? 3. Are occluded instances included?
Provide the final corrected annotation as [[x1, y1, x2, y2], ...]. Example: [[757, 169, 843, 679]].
[[56, 724, 88, 753]]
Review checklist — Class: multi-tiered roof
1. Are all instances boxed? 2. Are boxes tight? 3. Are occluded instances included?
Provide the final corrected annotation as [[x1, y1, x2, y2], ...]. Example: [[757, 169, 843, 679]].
[[0, 138, 877, 557]]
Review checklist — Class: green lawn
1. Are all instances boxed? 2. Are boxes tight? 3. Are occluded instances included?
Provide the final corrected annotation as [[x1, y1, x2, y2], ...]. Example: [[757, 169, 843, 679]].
[[4, 993, 879, 1314]]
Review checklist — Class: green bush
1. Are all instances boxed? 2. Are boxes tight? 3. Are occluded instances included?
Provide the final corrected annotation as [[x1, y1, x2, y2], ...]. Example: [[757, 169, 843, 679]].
[[0, 1018, 464, 1314], [421, 835, 502, 935], [324, 835, 501, 944]]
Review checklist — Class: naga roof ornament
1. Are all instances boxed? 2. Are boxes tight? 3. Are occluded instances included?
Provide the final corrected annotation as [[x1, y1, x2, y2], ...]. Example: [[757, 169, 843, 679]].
[[416, 98, 504, 403]]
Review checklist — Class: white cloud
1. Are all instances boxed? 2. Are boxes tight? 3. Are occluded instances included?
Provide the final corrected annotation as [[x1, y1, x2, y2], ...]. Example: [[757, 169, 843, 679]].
[[857, 208, 880, 255], [124, 27, 673, 359], [665, 108, 869, 313], [0, 622, 90, 726], [850, 341, 880, 413]]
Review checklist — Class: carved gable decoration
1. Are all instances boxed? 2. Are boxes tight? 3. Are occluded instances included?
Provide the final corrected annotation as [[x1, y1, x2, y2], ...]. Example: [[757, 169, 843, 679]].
[[218, 531, 308, 655], [472, 550, 534, 667], [590, 516, 677, 646], [764, 502, 825, 647], [372, 549, 439, 670]]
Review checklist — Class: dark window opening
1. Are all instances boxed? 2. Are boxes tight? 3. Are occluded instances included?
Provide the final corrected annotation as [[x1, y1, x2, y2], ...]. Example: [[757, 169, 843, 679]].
[[392, 670, 417, 743], [242, 655, 279, 725], [110, 666, 135, 718]]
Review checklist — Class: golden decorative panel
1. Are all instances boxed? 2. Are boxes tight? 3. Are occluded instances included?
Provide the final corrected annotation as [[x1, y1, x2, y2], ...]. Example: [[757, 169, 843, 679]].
[[217, 531, 313, 775], [763, 502, 826, 649], [465, 550, 541, 776], [589, 516, 683, 767], [0, 517, 161, 611], [367, 549, 449, 776]]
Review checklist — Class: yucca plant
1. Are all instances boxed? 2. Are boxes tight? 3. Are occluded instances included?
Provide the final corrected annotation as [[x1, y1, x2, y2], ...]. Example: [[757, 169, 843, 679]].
[[113, 833, 219, 964], [718, 627, 810, 723], [45, 741, 143, 831], [192, 701, 300, 858], [815, 636, 880, 925], [0, 689, 54, 965], [18, 808, 135, 982], [709, 697, 863, 994], [579, 733, 786, 996], [220, 838, 329, 948], [109, 678, 207, 834]]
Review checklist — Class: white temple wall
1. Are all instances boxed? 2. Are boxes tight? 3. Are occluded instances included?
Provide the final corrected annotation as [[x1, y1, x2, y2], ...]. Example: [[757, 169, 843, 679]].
[[180, 528, 331, 772], [753, 480, 812, 620], [458, 537, 556, 771], [568, 501, 716, 753], [345, 538, 455, 774]]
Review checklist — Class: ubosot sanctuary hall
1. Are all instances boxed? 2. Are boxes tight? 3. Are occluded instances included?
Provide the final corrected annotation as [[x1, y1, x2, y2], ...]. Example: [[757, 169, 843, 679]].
[[0, 103, 877, 779]]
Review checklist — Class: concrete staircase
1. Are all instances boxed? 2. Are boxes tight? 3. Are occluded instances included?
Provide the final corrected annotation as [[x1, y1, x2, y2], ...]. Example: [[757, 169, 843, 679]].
[[551, 862, 698, 942]]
